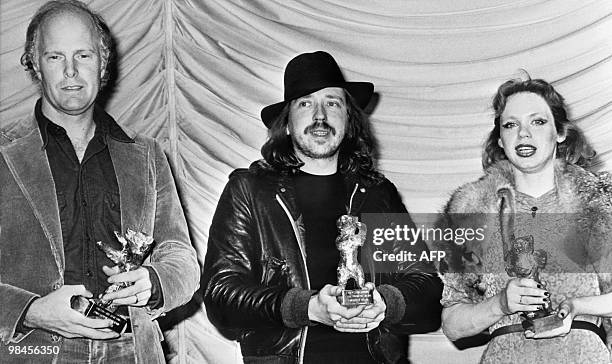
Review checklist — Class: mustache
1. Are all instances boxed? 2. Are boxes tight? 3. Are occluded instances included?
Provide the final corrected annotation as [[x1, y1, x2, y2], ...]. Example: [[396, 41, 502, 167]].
[[59, 80, 86, 87], [303, 121, 336, 135]]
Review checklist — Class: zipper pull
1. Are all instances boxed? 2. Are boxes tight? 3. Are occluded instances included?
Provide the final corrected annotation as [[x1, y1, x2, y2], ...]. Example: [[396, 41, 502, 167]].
[[347, 183, 359, 215]]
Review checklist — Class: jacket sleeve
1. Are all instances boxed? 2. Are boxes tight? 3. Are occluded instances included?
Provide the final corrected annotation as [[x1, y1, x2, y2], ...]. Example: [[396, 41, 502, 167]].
[[0, 284, 39, 344], [375, 181, 443, 334], [144, 141, 199, 318], [0, 147, 41, 344], [202, 173, 291, 339]]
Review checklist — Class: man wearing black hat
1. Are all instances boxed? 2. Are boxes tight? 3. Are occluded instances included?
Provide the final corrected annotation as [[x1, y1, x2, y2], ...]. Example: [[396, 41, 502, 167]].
[[203, 51, 442, 363]]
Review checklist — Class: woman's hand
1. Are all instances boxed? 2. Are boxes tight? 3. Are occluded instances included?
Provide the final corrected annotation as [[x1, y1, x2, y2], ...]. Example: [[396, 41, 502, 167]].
[[498, 278, 548, 315], [524, 299, 575, 339]]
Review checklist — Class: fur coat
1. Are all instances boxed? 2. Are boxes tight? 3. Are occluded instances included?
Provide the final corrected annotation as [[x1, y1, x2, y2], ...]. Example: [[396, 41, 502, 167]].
[[439, 159, 612, 297]]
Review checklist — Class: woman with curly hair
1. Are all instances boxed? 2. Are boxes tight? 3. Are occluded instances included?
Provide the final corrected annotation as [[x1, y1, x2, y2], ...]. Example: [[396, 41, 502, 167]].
[[439, 77, 612, 363]]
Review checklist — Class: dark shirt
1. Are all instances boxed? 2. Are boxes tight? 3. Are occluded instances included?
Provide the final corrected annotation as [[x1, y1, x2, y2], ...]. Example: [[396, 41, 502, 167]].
[[293, 170, 370, 358], [34, 99, 162, 310]]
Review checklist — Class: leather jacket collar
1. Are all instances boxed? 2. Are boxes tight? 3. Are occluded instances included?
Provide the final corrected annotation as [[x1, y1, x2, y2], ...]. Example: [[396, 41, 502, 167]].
[[247, 159, 369, 218]]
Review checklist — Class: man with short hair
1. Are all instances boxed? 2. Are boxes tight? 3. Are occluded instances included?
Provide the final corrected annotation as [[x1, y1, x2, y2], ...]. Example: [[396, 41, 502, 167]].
[[0, 1, 199, 363], [204, 51, 442, 363]]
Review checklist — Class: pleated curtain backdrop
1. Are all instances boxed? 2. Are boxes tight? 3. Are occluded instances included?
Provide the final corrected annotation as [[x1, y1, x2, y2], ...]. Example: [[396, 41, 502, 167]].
[[1, 1, 611, 363]]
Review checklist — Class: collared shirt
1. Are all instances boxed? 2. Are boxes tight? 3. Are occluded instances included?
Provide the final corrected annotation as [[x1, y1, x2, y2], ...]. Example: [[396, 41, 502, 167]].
[[34, 99, 162, 309]]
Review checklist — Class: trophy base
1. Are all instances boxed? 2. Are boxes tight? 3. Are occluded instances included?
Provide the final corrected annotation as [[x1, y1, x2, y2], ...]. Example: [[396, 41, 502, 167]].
[[521, 313, 564, 334], [338, 288, 373, 306], [71, 296, 128, 334]]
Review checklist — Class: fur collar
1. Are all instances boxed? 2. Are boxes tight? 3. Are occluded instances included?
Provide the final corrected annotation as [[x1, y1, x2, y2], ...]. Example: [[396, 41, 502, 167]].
[[445, 159, 612, 215], [441, 159, 612, 274]]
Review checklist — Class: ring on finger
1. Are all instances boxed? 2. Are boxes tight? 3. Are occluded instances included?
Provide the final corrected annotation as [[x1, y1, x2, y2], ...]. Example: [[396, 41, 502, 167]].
[[519, 295, 524, 304]]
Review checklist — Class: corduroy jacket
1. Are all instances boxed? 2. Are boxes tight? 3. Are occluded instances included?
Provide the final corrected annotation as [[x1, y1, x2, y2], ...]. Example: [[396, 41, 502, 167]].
[[0, 110, 199, 363]]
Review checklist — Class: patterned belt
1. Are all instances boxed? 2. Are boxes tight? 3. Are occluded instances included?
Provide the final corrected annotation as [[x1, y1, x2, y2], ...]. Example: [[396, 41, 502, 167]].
[[490, 320, 605, 342]]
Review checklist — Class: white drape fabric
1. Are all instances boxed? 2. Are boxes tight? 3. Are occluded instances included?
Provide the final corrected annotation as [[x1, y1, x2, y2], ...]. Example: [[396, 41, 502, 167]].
[[1, 1, 611, 363]]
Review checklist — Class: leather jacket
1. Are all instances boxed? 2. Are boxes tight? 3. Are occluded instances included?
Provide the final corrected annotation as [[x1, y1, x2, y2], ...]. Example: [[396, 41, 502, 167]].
[[203, 160, 442, 363]]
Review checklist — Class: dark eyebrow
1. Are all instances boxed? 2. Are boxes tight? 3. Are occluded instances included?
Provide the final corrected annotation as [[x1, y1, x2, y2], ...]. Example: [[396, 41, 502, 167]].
[[325, 94, 345, 102], [502, 112, 547, 121], [42, 48, 96, 56]]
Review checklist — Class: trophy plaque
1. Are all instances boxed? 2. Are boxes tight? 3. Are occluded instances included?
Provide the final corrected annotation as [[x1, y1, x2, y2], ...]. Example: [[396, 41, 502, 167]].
[[498, 188, 563, 333], [70, 295, 129, 334], [71, 229, 155, 333], [336, 214, 373, 306]]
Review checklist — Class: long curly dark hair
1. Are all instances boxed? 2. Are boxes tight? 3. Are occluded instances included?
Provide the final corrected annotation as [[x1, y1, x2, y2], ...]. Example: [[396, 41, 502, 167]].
[[482, 77, 595, 169], [261, 91, 384, 185], [20, 0, 113, 88]]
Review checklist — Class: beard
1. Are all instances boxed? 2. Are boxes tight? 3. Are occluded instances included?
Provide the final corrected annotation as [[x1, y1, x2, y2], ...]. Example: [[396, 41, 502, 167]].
[[293, 137, 341, 159], [291, 121, 343, 159]]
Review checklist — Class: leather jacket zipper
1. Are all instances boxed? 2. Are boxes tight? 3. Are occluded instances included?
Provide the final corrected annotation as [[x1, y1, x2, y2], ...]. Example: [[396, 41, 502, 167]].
[[275, 182, 360, 363], [276, 194, 310, 364], [348, 183, 359, 215]]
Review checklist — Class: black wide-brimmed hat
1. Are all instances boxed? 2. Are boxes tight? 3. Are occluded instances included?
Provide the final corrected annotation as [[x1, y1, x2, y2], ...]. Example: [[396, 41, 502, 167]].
[[260, 51, 374, 128]]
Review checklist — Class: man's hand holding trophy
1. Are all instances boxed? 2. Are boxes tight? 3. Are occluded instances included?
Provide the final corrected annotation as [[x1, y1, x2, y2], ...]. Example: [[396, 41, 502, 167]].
[[332, 215, 386, 333], [71, 229, 155, 334]]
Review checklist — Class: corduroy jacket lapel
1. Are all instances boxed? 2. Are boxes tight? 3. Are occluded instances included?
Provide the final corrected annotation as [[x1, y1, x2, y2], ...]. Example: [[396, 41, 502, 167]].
[[0, 119, 64, 274], [108, 136, 150, 235]]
